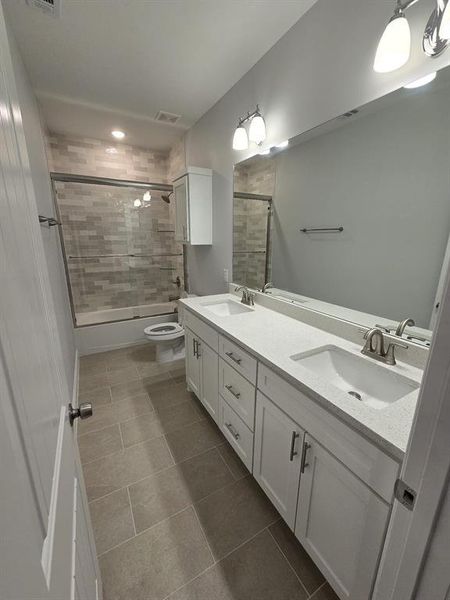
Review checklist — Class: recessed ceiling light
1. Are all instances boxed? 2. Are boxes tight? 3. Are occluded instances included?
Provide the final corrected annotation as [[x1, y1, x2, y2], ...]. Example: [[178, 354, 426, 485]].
[[276, 140, 289, 149], [404, 71, 437, 89], [111, 130, 125, 139]]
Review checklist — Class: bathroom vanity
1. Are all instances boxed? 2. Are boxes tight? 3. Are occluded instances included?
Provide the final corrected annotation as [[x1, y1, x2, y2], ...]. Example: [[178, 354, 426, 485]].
[[179, 293, 423, 600]]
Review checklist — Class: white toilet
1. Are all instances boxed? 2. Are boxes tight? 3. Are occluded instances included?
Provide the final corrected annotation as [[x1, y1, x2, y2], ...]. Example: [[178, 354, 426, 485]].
[[144, 321, 185, 364]]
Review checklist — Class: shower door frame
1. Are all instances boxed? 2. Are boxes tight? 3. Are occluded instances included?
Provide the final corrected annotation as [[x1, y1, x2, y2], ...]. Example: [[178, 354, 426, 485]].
[[50, 172, 183, 328]]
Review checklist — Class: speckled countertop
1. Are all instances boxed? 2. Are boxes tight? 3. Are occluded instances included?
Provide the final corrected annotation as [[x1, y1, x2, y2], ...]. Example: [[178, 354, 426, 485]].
[[180, 294, 424, 461]]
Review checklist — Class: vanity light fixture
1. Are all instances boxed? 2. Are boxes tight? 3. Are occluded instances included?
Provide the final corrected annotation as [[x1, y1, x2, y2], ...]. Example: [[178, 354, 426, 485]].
[[404, 71, 437, 87], [143, 191, 152, 202], [258, 148, 271, 155], [106, 147, 118, 154], [111, 129, 125, 139], [276, 140, 289, 148], [133, 199, 142, 208], [374, 0, 450, 73], [232, 105, 266, 150]]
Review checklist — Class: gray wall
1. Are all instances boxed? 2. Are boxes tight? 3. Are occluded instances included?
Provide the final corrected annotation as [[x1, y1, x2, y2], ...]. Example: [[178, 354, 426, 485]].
[[271, 84, 450, 328], [6, 22, 76, 393], [185, 0, 450, 296]]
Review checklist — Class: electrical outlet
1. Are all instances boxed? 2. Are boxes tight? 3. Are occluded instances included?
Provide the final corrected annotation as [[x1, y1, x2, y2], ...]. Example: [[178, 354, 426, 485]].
[[223, 269, 229, 283]]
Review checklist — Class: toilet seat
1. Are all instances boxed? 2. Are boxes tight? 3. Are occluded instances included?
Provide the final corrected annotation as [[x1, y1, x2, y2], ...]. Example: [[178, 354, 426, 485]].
[[144, 322, 184, 342]]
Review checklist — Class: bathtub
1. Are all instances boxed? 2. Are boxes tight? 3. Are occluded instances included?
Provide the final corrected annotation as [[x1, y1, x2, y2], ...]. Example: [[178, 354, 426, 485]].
[[74, 302, 178, 355]]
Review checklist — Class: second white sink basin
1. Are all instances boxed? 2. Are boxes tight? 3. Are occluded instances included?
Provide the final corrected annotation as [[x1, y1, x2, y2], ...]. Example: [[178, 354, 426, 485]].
[[201, 299, 253, 317], [291, 345, 419, 409]]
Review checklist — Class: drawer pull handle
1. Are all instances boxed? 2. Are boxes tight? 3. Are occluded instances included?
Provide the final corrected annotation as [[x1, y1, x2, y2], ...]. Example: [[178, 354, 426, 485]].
[[225, 422, 240, 440], [193, 338, 197, 358], [225, 351, 242, 365], [289, 431, 300, 462], [225, 384, 241, 399], [300, 441, 311, 472]]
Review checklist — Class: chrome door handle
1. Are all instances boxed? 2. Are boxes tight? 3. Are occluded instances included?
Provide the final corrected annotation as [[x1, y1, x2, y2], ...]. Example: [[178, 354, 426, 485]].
[[300, 441, 311, 473], [225, 422, 240, 440], [68, 402, 93, 427], [225, 384, 241, 399], [289, 431, 300, 462], [225, 351, 242, 365]]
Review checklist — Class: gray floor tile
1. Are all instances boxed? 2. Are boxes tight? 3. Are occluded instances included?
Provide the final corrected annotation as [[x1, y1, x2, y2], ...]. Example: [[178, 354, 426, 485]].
[[156, 398, 205, 433], [129, 448, 234, 533], [165, 418, 224, 463], [89, 489, 135, 555], [269, 519, 325, 595], [77, 405, 119, 436], [78, 424, 123, 464], [217, 443, 249, 480], [194, 475, 278, 560], [106, 366, 140, 386], [79, 371, 109, 393], [111, 379, 148, 402], [83, 436, 174, 501], [150, 382, 194, 411], [120, 412, 165, 448], [99, 507, 214, 600], [310, 583, 340, 600], [169, 529, 308, 600], [110, 393, 154, 421], [142, 374, 179, 395], [137, 361, 173, 378], [78, 385, 112, 407]]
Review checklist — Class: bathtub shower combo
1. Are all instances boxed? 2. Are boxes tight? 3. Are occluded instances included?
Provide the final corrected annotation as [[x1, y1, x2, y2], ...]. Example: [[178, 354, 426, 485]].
[[52, 173, 186, 356]]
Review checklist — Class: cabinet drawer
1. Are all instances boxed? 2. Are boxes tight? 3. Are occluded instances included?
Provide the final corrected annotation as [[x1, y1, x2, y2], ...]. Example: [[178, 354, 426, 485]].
[[258, 365, 399, 503], [183, 310, 219, 352], [219, 396, 253, 472], [219, 358, 256, 430], [219, 335, 257, 384]]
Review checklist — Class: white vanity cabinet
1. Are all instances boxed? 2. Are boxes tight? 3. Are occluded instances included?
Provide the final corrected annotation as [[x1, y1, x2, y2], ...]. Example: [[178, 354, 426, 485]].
[[295, 435, 390, 600], [173, 167, 212, 245], [253, 392, 305, 529]]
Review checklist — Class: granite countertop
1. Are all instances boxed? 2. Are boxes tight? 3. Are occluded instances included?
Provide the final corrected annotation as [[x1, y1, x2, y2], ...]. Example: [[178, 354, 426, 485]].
[[180, 294, 424, 460]]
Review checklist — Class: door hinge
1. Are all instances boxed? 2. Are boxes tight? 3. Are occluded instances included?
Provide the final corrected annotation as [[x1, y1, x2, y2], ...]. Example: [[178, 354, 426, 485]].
[[394, 478, 416, 510]]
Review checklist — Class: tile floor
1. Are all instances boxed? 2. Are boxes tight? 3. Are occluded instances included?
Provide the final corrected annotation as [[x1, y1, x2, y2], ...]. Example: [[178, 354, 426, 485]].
[[78, 343, 339, 600]]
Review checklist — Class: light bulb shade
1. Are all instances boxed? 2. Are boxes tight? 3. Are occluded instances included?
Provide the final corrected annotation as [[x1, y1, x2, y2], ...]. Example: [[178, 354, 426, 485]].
[[134, 199, 142, 208], [373, 13, 411, 73], [232, 126, 248, 150], [143, 191, 151, 202], [439, 0, 450, 39], [404, 71, 436, 89], [248, 114, 266, 144]]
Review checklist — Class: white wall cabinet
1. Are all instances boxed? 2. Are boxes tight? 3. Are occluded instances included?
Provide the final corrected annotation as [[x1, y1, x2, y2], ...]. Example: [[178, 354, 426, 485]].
[[173, 167, 212, 245], [253, 392, 305, 529], [295, 435, 390, 600], [186, 327, 218, 423]]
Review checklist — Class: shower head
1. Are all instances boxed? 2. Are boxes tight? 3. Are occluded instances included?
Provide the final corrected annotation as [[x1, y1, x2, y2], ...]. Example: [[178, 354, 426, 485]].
[[161, 192, 173, 204]]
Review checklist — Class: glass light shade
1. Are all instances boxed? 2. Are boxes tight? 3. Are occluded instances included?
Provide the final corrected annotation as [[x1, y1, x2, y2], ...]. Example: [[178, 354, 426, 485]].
[[143, 191, 151, 202], [133, 199, 142, 208], [404, 71, 436, 89], [111, 130, 125, 139], [373, 13, 411, 73], [439, 0, 450, 39], [248, 114, 266, 144], [232, 126, 248, 150]]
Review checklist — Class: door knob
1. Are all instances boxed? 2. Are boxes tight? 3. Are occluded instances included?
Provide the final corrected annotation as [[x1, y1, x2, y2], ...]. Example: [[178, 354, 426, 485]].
[[68, 402, 93, 427]]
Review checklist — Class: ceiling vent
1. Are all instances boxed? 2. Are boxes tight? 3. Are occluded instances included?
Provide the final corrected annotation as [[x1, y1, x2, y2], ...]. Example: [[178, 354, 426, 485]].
[[155, 111, 181, 125], [341, 109, 359, 119], [25, 0, 61, 17]]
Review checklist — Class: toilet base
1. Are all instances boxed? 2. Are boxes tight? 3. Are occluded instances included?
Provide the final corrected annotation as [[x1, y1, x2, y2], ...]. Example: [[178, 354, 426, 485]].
[[155, 338, 185, 364]]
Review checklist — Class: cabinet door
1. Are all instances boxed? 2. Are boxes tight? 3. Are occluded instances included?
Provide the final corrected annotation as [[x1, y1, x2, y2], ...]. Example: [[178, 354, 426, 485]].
[[295, 436, 390, 600], [253, 393, 305, 529], [185, 328, 201, 397], [174, 176, 189, 242], [198, 339, 219, 424]]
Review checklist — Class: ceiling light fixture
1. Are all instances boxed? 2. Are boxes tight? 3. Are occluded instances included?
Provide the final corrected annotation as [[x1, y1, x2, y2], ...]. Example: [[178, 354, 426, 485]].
[[232, 105, 266, 150], [404, 71, 437, 88], [374, 0, 450, 73], [111, 130, 125, 139]]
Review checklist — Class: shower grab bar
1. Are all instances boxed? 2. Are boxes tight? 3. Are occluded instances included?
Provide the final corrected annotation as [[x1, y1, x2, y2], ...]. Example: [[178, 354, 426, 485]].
[[300, 227, 344, 233], [68, 253, 183, 259], [39, 215, 61, 227]]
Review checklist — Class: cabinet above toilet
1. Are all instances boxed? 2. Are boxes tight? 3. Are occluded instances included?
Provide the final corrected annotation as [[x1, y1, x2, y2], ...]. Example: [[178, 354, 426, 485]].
[[173, 167, 212, 245]]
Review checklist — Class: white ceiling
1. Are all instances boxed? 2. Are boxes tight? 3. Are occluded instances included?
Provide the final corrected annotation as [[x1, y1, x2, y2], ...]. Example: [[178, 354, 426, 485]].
[[5, 0, 316, 151]]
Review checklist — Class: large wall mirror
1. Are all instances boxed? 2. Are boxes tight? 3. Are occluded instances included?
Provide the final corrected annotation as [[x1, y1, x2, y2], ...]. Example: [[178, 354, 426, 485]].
[[233, 65, 450, 346]]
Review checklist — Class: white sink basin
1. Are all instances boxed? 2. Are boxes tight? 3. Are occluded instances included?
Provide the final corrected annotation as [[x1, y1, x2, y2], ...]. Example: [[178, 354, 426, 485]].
[[291, 345, 419, 409], [201, 299, 254, 317]]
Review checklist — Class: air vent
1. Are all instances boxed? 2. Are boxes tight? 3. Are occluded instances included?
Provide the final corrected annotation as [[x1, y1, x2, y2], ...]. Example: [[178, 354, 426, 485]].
[[26, 0, 61, 17], [341, 109, 359, 118], [155, 111, 181, 125]]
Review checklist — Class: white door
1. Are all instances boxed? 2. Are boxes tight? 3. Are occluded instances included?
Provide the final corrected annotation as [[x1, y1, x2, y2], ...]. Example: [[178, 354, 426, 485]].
[[253, 392, 305, 529], [295, 435, 389, 600], [174, 175, 188, 242], [199, 339, 219, 423], [185, 328, 201, 397], [0, 5, 99, 598]]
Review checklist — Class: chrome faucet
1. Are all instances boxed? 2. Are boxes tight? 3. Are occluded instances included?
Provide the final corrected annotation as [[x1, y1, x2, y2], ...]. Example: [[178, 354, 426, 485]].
[[361, 327, 408, 366], [235, 286, 255, 306], [261, 282, 273, 294], [395, 318, 415, 337]]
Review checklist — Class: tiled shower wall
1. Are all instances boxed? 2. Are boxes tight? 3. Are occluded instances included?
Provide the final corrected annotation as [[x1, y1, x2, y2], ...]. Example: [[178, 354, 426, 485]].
[[48, 133, 185, 319], [233, 158, 276, 289]]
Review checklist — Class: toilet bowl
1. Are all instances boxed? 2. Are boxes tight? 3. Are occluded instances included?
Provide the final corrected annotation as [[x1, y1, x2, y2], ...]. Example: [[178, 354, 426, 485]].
[[144, 322, 185, 364]]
